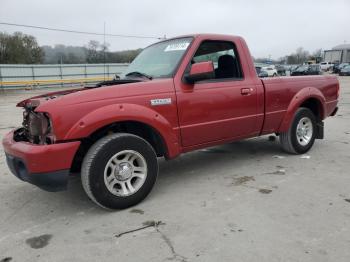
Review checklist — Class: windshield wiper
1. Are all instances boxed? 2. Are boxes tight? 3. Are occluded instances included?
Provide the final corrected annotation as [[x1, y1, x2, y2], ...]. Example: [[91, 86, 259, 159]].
[[125, 71, 153, 80]]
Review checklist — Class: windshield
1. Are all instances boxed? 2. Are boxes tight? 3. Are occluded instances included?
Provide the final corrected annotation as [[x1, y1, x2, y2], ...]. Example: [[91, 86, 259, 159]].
[[121, 37, 193, 79]]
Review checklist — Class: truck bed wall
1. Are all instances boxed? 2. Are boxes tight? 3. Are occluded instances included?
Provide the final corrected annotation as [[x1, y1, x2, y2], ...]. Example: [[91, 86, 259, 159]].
[[260, 75, 339, 135]]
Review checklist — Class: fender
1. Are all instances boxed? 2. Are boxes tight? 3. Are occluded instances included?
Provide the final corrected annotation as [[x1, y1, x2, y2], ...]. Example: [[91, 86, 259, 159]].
[[278, 87, 326, 132], [64, 103, 181, 158]]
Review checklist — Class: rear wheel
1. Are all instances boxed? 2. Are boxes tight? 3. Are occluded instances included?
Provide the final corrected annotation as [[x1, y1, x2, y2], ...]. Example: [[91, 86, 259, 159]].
[[279, 107, 317, 154], [81, 133, 158, 209]]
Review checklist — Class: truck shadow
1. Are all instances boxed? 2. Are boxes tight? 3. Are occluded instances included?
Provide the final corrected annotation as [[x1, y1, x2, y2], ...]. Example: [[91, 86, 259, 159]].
[[154, 136, 282, 191], [65, 136, 283, 206]]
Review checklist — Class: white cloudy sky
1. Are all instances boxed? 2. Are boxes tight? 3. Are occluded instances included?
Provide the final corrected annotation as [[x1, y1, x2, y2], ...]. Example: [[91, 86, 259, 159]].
[[1, 0, 349, 58]]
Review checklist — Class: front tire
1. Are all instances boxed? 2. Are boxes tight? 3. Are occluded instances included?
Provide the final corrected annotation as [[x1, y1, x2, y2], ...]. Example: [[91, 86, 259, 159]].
[[81, 133, 158, 209], [279, 107, 317, 154]]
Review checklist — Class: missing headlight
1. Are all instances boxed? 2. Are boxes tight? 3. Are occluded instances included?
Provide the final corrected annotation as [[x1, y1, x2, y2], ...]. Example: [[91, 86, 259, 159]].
[[23, 110, 54, 144], [28, 112, 49, 137]]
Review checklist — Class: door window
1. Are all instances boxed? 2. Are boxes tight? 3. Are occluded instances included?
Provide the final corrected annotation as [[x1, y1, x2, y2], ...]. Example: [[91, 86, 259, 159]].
[[192, 41, 243, 80]]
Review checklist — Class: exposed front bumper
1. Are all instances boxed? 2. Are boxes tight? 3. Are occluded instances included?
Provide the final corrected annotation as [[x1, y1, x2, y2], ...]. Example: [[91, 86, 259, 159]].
[[2, 130, 81, 191], [5, 154, 69, 191]]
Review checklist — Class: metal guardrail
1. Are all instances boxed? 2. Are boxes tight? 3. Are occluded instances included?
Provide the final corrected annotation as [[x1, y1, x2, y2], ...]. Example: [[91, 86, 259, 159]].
[[0, 63, 129, 89], [0, 77, 114, 89]]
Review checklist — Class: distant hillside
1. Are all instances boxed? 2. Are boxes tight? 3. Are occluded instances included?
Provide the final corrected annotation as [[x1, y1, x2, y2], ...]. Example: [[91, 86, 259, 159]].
[[42, 45, 87, 64]]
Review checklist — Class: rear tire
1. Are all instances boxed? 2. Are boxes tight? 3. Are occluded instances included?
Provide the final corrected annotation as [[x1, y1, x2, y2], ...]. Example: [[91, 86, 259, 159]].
[[81, 133, 158, 209], [279, 107, 317, 154]]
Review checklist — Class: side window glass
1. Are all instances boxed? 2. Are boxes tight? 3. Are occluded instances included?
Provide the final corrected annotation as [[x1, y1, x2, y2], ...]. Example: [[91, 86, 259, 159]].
[[192, 41, 243, 80]]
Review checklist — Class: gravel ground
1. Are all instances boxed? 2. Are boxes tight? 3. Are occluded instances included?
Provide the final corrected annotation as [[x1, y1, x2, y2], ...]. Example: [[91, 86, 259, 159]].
[[0, 77, 349, 262]]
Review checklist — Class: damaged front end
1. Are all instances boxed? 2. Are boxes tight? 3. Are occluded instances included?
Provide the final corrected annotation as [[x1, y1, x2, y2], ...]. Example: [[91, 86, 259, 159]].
[[15, 100, 55, 145]]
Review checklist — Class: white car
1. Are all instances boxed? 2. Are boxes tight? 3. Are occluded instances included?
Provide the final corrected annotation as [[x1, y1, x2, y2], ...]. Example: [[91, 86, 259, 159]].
[[261, 65, 278, 77], [320, 62, 334, 71]]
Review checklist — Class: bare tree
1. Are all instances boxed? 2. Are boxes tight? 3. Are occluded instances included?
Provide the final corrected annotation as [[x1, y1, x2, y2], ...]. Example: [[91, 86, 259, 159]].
[[285, 47, 311, 64], [295, 47, 309, 64], [86, 40, 101, 63]]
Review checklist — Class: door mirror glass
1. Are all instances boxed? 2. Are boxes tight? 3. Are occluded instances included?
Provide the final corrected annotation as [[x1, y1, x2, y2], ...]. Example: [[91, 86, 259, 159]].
[[185, 61, 215, 84]]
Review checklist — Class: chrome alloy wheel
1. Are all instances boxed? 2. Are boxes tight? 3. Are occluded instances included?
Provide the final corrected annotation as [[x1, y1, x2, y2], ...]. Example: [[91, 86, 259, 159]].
[[296, 117, 313, 146], [104, 150, 147, 197]]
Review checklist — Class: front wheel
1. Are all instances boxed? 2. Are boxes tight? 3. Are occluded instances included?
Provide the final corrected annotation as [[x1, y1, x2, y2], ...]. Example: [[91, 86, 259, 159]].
[[279, 107, 317, 154], [81, 133, 158, 209]]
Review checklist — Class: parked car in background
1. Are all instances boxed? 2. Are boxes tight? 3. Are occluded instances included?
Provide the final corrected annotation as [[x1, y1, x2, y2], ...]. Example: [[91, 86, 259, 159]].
[[332, 62, 340, 73], [334, 63, 350, 74], [283, 65, 291, 71], [289, 65, 299, 75], [282, 65, 291, 76], [255, 66, 269, 78], [339, 65, 350, 76], [291, 64, 322, 76], [320, 62, 334, 71], [261, 65, 278, 77], [275, 65, 286, 76]]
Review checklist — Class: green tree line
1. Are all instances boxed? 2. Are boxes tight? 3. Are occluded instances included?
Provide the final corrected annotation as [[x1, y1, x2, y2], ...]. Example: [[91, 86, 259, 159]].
[[0, 32, 142, 64], [0, 32, 44, 64]]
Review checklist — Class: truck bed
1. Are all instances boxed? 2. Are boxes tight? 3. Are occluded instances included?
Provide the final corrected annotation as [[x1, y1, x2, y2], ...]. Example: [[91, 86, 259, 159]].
[[260, 75, 339, 135]]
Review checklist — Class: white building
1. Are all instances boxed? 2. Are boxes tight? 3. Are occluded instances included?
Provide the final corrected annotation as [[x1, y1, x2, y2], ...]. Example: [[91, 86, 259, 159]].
[[323, 44, 350, 63]]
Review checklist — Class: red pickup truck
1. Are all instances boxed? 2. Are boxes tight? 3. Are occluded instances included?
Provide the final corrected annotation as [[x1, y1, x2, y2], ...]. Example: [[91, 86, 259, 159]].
[[3, 34, 339, 209]]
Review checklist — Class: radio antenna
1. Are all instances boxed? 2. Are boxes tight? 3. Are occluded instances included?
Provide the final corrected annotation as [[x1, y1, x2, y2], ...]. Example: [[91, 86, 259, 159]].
[[103, 21, 106, 81]]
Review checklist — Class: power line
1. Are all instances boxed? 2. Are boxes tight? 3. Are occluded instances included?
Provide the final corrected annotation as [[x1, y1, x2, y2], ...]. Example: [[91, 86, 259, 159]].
[[0, 22, 164, 40]]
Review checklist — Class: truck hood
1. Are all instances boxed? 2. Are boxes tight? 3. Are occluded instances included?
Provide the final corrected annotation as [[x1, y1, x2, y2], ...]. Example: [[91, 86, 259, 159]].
[[17, 88, 82, 108], [16, 79, 142, 108], [18, 78, 174, 113]]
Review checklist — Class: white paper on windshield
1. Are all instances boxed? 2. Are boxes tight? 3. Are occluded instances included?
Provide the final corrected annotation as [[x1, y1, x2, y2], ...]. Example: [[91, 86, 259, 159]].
[[164, 42, 190, 52]]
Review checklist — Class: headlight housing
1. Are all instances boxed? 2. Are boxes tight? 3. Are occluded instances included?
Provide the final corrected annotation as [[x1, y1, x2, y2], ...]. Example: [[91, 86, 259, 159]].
[[23, 110, 55, 144], [28, 112, 49, 136]]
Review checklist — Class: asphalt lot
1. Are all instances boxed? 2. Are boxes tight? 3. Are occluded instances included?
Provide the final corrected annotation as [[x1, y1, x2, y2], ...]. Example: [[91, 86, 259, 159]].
[[0, 77, 349, 262]]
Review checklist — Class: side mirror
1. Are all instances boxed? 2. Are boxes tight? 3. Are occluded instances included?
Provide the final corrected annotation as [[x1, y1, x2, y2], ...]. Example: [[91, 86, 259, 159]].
[[185, 61, 215, 84]]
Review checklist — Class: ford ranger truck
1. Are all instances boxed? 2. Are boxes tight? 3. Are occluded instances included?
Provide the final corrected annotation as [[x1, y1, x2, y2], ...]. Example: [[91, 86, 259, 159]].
[[2, 34, 339, 209]]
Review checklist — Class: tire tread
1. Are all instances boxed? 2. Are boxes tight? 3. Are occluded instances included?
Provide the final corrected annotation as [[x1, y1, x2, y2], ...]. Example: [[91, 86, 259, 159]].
[[279, 107, 316, 154], [81, 133, 157, 209]]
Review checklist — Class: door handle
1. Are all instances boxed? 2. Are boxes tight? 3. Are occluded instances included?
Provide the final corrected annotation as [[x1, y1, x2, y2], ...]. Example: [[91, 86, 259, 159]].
[[241, 88, 253, 95]]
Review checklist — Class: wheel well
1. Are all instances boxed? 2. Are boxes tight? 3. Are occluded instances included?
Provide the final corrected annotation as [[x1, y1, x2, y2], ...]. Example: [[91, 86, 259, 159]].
[[300, 98, 323, 120], [70, 121, 167, 172]]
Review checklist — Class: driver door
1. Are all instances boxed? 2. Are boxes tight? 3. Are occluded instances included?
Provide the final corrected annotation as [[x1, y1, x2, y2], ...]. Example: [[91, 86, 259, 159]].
[[176, 40, 258, 147]]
